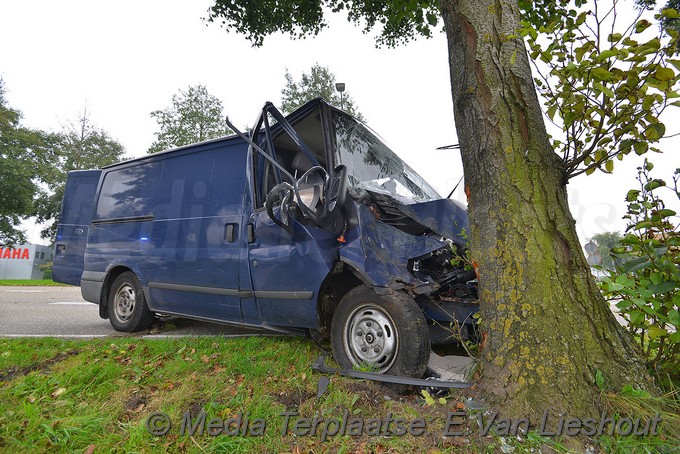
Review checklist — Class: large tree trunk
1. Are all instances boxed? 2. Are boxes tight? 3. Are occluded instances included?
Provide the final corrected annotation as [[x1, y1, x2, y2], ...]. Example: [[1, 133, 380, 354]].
[[439, 0, 654, 421]]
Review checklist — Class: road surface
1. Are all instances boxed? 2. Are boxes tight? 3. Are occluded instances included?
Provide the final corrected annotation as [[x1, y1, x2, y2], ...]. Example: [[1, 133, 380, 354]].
[[0, 285, 271, 338]]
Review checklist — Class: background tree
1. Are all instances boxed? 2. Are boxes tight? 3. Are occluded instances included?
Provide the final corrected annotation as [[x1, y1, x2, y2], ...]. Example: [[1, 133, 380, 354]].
[[33, 109, 124, 240], [148, 85, 232, 153], [281, 64, 365, 120], [592, 231, 625, 271], [0, 79, 50, 246], [206, 0, 672, 428]]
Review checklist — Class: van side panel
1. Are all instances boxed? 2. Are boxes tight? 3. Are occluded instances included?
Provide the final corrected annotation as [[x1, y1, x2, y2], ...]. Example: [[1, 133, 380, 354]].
[[53, 170, 102, 285], [146, 142, 249, 322], [82, 161, 161, 302]]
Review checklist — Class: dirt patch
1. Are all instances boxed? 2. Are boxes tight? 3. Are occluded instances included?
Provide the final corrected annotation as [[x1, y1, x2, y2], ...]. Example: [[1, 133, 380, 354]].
[[342, 380, 407, 408], [0, 349, 80, 382], [186, 400, 209, 415], [124, 391, 148, 412], [275, 389, 316, 410]]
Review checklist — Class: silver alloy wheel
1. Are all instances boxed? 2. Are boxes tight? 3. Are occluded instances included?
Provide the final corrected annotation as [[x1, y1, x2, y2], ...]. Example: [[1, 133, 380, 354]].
[[113, 283, 136, 323], [343, 303, 398, 372]]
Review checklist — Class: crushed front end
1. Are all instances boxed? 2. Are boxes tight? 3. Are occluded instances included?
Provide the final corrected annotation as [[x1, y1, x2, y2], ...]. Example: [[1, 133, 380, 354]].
[[339, 188, 479, 345]]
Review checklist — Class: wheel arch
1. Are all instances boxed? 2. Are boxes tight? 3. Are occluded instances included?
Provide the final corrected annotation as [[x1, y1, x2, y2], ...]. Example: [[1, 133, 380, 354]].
[[99, 265, 137, 319], [316, 262, 365, 338]]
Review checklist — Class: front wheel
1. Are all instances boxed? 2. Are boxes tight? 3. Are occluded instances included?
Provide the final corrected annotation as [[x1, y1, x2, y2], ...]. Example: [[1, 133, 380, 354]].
[[108, 271, 155, 332], [330, 286, 430, 377]]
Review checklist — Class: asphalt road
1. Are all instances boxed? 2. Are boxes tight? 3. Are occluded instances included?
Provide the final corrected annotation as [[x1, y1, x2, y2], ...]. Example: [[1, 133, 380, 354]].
[[0, 286, 273, 339]]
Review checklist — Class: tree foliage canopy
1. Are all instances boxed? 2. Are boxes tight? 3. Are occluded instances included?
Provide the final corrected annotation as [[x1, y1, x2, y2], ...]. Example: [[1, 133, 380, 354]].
[[206, 0, 440, 47], [592, 231, 624, 270], [33, 110, 124, 240], [281, 64, 364, 120], [519, 0, 680, 179], [0, 80, 51, 246], [148, 85, 232, 153]]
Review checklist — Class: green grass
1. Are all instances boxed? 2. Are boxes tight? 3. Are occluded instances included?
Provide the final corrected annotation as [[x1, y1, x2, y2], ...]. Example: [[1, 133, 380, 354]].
[[0, 279, 69, 287], [0, 337, 677, 453]]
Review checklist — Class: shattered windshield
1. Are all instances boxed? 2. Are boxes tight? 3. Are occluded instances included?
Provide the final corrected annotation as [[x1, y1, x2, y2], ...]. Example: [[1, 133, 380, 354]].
[[332, 112, 440, 202]]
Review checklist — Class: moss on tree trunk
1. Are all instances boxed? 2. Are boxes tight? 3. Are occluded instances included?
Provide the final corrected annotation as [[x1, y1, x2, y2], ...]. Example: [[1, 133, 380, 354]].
[[439, 0, 655, 423]]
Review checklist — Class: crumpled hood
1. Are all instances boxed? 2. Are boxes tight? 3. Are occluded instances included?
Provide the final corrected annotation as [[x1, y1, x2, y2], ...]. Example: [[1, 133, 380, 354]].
[[395, 198, 469, 244], [339, 204, 446, 289]]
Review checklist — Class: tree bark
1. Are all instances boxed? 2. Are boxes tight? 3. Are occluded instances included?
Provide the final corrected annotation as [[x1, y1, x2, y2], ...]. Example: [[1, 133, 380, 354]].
[[439, 0, 655, 422]]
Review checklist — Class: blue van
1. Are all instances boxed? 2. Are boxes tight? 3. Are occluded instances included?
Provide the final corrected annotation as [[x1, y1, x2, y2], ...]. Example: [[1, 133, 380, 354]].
[[53, 99, 478, 378]]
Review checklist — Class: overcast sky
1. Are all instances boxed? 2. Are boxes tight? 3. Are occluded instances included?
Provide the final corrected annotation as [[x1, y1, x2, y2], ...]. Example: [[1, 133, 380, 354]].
[[1, 0, 678, 246]]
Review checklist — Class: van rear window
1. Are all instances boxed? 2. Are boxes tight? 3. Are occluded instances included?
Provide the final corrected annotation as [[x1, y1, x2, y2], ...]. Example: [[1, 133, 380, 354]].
[[95, 164, 159, 220]]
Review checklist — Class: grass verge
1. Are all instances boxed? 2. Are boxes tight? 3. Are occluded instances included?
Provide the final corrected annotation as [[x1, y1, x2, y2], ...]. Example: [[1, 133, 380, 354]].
[[0, 336, 677, 453], [0, 280, 69, 287]]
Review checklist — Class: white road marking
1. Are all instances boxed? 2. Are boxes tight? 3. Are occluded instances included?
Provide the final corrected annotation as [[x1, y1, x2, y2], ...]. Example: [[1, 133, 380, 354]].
[[4, 290, 45, 293], [48, 302, 96, 305]]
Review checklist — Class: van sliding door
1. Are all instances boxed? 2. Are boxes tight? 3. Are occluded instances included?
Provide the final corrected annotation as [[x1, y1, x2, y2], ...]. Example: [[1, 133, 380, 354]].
[[147, 143, 248, 322]]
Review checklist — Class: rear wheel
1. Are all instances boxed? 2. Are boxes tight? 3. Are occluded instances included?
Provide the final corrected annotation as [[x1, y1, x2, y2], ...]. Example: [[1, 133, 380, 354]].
[[330, 286, 430, 377], [108, 271, 154, 332]]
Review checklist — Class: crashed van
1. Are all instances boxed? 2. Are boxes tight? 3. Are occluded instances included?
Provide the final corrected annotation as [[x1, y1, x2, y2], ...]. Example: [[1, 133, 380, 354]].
[[53, 99, 478, 378]]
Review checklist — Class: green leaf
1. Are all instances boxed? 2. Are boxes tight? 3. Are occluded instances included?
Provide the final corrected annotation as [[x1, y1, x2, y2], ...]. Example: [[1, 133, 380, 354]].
[[634, 141, 649, 155], [629, 310, 645, 325], [599, 49, 619, 60], [669, 309, 680, 327], [605, 160, 614, 172], [667, 59, 680, 72], [647, 325, 667, 340], [615, 275, 636, 287], [622, 257, 651, 272], [595, 369, 604, 390], [564, 110, 578, 126], [594, 82, 615, 97], [662, 8, 680, 19], [547, 104, 558, 120], [644, 123, 666, 140], [635, 19, 652, 33], [616, 299, 633, 309], [634, 221, 654, 230], [649, 282, 677, 294], [654, 67, 675, 81], [644, 178, 666, 190], [655, 208, 676, 218], [591, 67, 613, 81], [626, 189, 640, 202], [421, 390, 435, 406]]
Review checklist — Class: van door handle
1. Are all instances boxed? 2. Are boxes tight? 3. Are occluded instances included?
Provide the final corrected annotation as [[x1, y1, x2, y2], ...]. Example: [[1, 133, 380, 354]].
[[247, 223, 255, 243], [225, 223, 237, 243]]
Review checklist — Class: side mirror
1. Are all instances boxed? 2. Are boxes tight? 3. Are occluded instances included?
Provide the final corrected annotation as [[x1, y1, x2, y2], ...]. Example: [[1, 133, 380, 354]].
[[265, 182, 295, 233], [265, 165, 349, 234], [295, 166, 328, 223]]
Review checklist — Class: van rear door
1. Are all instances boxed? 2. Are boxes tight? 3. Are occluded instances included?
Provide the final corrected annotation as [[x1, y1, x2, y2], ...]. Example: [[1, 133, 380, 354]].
[[53, 169, 101, 285]]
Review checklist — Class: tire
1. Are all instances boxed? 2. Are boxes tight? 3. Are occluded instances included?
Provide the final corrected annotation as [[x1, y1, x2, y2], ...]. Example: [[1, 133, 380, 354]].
[[108, 271, 154, 332], [330, 286, 430, 378]]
